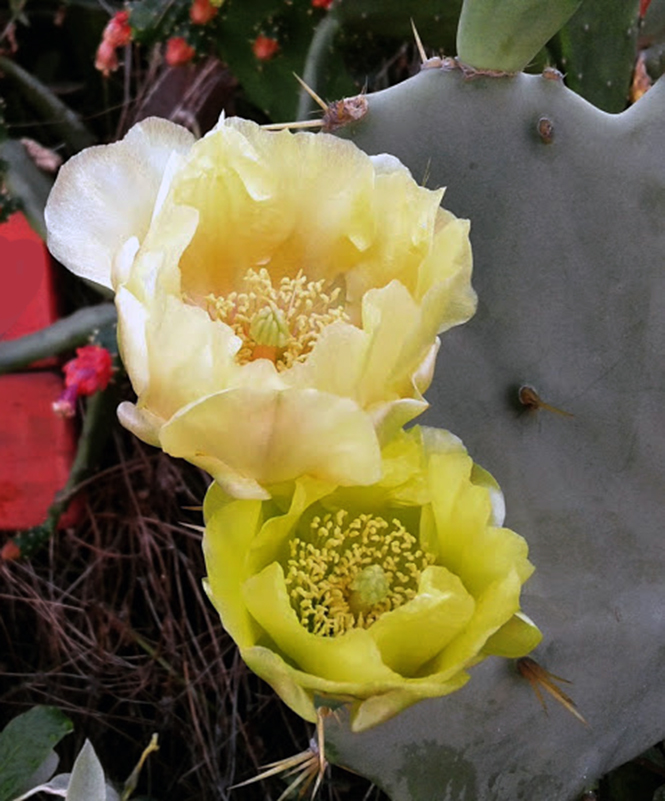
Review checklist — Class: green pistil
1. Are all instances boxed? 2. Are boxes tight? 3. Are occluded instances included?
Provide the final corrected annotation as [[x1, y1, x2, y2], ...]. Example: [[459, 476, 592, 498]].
[[284, 510, 435, 637], [349, 565, 390, 613]]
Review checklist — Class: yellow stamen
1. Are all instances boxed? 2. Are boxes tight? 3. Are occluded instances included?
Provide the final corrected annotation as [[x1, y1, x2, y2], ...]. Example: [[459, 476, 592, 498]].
[[285, 511, 435, 636], [205, 268, 349, 371]]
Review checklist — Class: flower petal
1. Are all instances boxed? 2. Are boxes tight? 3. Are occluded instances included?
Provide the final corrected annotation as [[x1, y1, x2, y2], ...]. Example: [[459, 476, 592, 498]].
[[425, 569, 524, 678], [482, 611, 543, 658], [45, 118, 195, 288], [369, 565, 475, 676], [158, 387, 382, 489], [348, 674, 469, 732], [203, 497, 265, 647], [243, 562, 400, 683], [116, 402, 162, 448]]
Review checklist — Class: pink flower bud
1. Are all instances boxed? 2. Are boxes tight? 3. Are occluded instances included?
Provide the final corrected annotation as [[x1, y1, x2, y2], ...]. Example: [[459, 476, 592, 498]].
[[165, 37, 195, 67], [95, 39, 119, 77], [252, 35, 279, 61], [190, 0, 217, 25]]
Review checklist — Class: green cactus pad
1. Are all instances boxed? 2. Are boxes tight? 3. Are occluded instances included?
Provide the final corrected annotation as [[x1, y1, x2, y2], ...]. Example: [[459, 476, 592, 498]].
[[331, 64, 665, 801], [456, 0, 582, 71]]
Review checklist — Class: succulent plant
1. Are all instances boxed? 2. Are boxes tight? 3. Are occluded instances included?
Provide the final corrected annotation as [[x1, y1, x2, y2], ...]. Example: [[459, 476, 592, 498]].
[[319, 4, 665, 800]]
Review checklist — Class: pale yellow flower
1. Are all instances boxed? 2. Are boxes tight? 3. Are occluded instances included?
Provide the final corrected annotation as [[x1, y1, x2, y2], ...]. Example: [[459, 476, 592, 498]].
[[202, 426, 541, 731], [46, 117, 476, 498]]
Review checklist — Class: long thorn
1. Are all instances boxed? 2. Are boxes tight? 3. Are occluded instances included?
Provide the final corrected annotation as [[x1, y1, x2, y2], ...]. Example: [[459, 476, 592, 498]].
[[517, 657, 588, 727], [263, 119, 324, 131], [293, 73, 328, 111], [411, 19, 428, 65]]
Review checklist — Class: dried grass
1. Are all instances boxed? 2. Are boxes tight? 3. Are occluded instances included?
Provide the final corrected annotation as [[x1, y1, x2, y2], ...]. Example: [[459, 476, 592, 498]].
[[0, 430, 385, 800]]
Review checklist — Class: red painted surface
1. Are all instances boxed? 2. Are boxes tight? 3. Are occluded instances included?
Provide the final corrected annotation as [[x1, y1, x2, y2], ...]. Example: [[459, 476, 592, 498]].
[[0, 372, 77, 529], [0, 212, 78, 531], [0, 213, 59, 343]]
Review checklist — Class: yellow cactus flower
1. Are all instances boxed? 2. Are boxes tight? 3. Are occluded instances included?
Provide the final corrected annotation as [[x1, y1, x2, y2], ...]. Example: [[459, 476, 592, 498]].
[[202, 426, 541, 732], [45, 117, 476, 498]]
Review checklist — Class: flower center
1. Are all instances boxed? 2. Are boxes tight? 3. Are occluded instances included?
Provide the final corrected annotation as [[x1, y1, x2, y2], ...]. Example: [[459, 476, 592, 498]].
[[205, 268, 349, 371], [285, 510, 435, 637]]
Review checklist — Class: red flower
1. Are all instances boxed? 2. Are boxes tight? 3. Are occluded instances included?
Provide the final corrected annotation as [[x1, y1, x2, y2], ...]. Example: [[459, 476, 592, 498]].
[[104, 10, 132, 48], [95, 39, 119, 77], [53, 345, 114, 418], [165, 36, 196, 67], [190, 0, 217, 25], [1, 540, 21, 561], [252, 35, 279, 61], [94, 10, 131, 76], [312, 0, 334, 8]]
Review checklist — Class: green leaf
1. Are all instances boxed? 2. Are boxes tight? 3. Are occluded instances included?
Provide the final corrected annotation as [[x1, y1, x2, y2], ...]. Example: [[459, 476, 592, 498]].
[[0, 706, 73, 801], [456, 0, 583, 71]]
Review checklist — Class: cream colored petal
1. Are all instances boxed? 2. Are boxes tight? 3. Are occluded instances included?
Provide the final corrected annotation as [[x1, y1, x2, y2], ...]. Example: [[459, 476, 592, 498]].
[[343, 170, 444, 306], [369, 152, 411, 176], [112, 236, 139, 288], [181, 453, 270, 500], [356, 280, 423, 407], [417, 213, 477, 332], [158, 387, 382, 488], [369, 397, 429, 446], [141, 295, 239, 419], [171, 119, 379, 300], [115, 286, 149, 396], [117, 402, 162, 447], [45, 118, 195, 289], [285, 320, 367, 397], [127, 203, 199, 302]]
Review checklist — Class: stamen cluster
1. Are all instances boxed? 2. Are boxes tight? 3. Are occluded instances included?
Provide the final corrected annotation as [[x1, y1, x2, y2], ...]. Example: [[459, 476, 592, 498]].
[[206, 268, 349, 371], [285, 510, 435, 636]]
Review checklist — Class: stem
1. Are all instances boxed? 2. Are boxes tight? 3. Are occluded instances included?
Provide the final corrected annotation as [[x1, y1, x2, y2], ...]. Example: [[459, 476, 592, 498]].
[[0, 303, 117, 375], [297, 14, 341, 121], [0, 56, 95, 152]]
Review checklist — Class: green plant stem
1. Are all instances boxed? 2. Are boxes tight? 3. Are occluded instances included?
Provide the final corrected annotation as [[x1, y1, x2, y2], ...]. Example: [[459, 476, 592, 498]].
[[0, 55, 95, 152], [0, 303, 117, 375], [297, 14, 341, 121]]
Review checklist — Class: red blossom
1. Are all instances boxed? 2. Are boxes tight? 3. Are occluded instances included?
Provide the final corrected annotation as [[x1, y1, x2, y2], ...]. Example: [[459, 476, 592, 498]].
[[312, 0, 334, 8], [104, 10, 132, 48], [252, 35, 279, 61], [94, 10, 131, 76], [165, 36, 196, 67], [1, 540, 21, 561], [95, 39, 119, 77], [190, 0, 217, 25], [53, 345, 114, 418]]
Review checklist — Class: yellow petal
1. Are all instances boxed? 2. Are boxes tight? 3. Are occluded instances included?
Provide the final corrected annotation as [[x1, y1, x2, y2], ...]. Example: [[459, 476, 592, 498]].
[[243, 562, 400, 684], [369, 566, 475, 675], [159, 387, 382, 488]]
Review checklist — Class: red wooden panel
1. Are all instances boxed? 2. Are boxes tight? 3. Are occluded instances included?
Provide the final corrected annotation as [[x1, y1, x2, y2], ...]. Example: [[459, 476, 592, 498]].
[[0, 372, 77, 530], [1, 212, 59, 366]]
